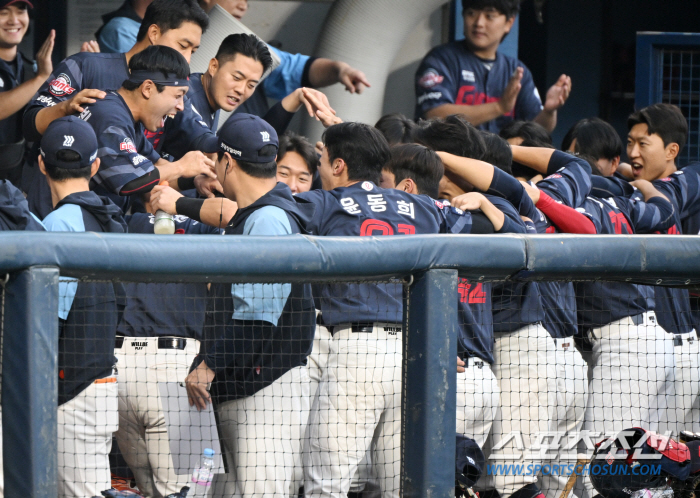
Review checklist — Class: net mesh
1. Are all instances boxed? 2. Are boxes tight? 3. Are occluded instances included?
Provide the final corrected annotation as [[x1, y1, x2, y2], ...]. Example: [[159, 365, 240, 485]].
[[660, 46, 700, 166], [2, 273, 698, 498]]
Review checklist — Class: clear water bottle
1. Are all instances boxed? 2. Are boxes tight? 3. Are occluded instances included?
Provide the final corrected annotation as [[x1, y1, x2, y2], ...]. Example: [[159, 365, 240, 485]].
[[191, 448, 215, 487], [154, 210, 175, 234]]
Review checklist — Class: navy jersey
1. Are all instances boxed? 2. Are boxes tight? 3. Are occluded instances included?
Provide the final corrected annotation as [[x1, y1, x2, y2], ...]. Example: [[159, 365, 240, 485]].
[[79, 91, 162, 212], [42, 191, 126, 405], [454, 194, 525, 364], [298, 181, 483, 327], [22, 52, 215, 215], [591, 170, 698, 334], [415, 41, 543, 133], [0, 51, 35, 184], [571, 196, 675, 329], [197, 184, 316, 403], [0, 180, 44, 231], [488, 168, 578, 336], [116, 213, 221, 340]]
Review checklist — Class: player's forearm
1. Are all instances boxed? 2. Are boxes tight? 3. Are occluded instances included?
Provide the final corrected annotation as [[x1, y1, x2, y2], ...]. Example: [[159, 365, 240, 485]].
[[0, 76, 47, 121], [533, 109, 557, 133], [510, 145, 556, 175], [478, 198, 505, 231], [424, 102, 503, 127], [437, 151, 494, 191], [34, 100, 72, 135], [307, 58, 344, 88], [199, 197, 237, 228]]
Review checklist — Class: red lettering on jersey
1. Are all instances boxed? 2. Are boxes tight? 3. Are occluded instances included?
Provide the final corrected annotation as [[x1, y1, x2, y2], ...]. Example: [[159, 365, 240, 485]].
[[397, 224, 415, 235], [608, 211, 631, 234], [458, 279, 487, 304], [144, 129, 164, 147], [668, 225, 680, 235], [660, 177, 673, 182], [360, 219, 394, 236], [455, 86, 515, 118]]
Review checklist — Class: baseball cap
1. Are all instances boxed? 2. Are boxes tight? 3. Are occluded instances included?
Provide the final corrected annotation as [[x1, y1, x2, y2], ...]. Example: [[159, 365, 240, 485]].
[[217, 113, 278, 163], [40, 116, 98, 169], [0, 0, 33, 8], [456, 434, 485, 489]]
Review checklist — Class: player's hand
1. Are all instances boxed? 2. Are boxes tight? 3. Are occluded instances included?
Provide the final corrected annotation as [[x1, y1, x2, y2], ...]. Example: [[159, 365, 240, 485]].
[[194, 174, 223, 198], [150, 185, 183, 215], [337, 63, 370, 94], [35, 30, 55, 79], [185, 362, 215, 411], [616, 162, 634, 180], [315, 141, 324, 156], [457, 356, 466, 374], [301, 88, 342, 128], [451, 192, 486, 211], [175, 151, 216, 180], [520, 180, 541, 204], [80, 40, 100, 53], [498, 67, 523, 115], [62, 88, 106, 115], [543, 74, 571, 112]]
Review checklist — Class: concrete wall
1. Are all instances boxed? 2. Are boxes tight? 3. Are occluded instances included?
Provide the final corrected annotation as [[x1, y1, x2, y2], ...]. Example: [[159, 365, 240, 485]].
[[244, 1, 446, 132]]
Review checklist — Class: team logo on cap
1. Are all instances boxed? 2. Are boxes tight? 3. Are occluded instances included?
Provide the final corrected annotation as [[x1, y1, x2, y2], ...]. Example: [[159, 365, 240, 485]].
[[48, 73, 76, 97], [63, 135, 75, 147], [260, 131, 270, 142], [120, 138, 137, 153], [418, 69, 444, 89], [361, 181, 373, 191]]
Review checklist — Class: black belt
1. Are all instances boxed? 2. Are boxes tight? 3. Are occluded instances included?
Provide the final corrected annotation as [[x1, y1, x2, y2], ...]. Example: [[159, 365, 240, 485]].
[[115, 336, 187, 350], [326, 322, 403, 334]]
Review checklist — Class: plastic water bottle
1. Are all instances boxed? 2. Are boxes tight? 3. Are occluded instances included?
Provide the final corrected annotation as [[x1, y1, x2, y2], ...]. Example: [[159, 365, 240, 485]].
[[191, 448, 215, 487], [154, 210, 175, 234]]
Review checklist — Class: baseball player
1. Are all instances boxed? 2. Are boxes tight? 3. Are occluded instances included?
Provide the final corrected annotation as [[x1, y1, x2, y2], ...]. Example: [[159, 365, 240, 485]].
[[70, 45, 216, 216], [381, 143, 533, 448], [22, 0, 213, 218], [512, 145, 679, 498], [38, 116, 127, 498], [183, 113, 316, 498], [0, 0, 55, 184], [435, 145, 591, 498], [112, 189, 220, 498], [590, 104, 700, 436], [176, 32, 337, 159], [414, 0, 570, 133], [294, 122, 514, 498]]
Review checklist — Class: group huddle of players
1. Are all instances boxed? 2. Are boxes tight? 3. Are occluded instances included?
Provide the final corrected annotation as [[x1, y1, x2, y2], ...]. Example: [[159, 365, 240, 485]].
[[1, 0, 700, 498]]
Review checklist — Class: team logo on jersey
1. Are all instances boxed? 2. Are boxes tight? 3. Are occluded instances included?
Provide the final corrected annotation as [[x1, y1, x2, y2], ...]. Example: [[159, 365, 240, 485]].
[[361, 181, 373, 191], [461, 70, 475, 82], [79, 108, 91, 122], [660, 177, 673, 182], [120, 138, 137, 153], [545, 174, 562, 180], [418, 69, 444, 89], [48, 73, 76, 97], [260, 131, 270, 142], [434, 200, 444, 209], [62, 135, 75, 147]]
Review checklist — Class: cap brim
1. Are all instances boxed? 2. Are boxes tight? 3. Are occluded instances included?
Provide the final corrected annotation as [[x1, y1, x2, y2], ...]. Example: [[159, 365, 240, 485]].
[[4, 0, 34, 8]]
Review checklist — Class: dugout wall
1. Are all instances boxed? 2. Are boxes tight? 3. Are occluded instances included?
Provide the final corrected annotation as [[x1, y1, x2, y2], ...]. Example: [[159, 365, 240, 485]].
[[1, 232, 699, 498]]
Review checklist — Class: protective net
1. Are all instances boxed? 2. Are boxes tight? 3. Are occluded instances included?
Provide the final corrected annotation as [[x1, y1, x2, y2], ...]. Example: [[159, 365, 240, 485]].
[[3, 271, 699, 498]]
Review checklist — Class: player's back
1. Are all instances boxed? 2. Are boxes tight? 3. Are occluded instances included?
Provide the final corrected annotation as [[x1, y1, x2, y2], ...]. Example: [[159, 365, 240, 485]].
[[299, 181, 466, 326]]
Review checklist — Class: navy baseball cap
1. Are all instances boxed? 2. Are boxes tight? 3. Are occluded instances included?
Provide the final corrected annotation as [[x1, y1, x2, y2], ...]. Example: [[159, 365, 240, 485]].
[[217, 113, 278, 163], [0, 0, 33, 8], [456, 434, 485, 489], [40, 116, 98, 169]]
